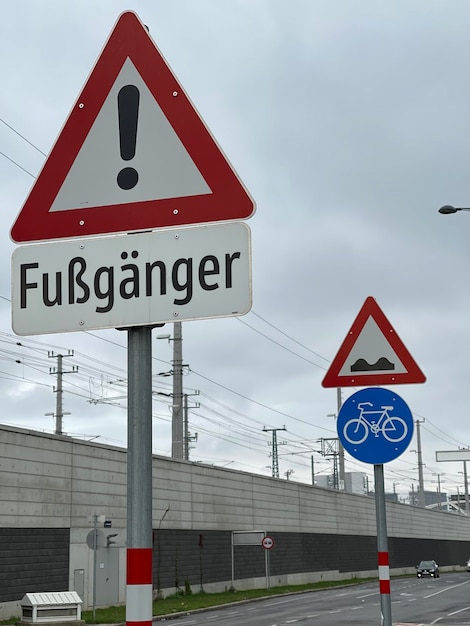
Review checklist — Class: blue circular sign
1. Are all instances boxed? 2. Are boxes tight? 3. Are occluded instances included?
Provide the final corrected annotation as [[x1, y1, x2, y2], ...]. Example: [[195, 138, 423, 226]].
[[337, 387, 414, 464]]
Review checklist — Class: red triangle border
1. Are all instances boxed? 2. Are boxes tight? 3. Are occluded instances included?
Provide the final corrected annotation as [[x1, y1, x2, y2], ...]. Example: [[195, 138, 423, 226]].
[[11, 11, 255, 243], [322, 297, 426, 388]]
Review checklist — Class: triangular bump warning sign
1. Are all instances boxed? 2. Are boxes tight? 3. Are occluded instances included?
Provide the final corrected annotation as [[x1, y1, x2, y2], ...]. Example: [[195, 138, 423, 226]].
[[322, 297, 426, 388], [10, 11, 255, 243]]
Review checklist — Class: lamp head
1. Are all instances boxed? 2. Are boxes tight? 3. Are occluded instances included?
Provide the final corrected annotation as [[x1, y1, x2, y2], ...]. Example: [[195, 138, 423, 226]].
[[439, 205, 459, 214]]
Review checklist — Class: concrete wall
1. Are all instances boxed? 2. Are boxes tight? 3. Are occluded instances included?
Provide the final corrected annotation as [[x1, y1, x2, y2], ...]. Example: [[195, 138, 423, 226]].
[[1, 424, 469, 618]]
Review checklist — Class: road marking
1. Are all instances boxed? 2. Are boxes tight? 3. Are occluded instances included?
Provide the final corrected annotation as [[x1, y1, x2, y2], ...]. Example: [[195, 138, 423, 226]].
[[263, 598, 303, 607], [424, 579, 470, 599], [357, 591, 379, 598], [448, 605, 470, 616]]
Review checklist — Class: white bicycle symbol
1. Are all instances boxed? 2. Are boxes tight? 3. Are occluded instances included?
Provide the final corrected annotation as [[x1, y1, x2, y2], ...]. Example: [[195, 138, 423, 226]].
[[342, 402, 408, 445]]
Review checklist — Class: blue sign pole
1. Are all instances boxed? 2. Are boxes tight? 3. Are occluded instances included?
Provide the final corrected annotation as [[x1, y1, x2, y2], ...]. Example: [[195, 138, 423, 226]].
[[375, 463, 392, 626]]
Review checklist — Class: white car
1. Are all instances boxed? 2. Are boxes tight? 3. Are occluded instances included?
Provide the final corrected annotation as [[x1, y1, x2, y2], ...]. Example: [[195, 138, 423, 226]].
[[467, 558, 470, 572]]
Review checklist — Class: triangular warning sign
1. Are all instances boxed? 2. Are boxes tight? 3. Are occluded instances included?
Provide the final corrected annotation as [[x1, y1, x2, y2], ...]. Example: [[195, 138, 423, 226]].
[[322, 297, 426, 388], [10, 11, 255, 243]]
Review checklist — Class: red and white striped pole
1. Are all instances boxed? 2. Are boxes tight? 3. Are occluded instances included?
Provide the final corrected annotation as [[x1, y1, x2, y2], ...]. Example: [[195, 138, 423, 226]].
[[126, 548, 153, 626], [126, 327, 153, 626], [374, 464, 392, 626], [378, 551, 390, 595]]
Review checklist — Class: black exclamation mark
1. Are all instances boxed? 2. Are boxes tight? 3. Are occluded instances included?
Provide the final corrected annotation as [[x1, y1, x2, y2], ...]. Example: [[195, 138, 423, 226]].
[[117, 85, 140, 190]]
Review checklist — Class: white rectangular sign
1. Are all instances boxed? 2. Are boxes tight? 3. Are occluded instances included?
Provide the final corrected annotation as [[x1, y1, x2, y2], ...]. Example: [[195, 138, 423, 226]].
[[436, 449, 470, 462], [232, 531, 266, 546], [12, 222, 252, 335]]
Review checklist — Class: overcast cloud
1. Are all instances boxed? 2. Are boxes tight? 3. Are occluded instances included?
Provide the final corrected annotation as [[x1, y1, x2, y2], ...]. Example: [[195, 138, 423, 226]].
[[1, 1, 470, 502]]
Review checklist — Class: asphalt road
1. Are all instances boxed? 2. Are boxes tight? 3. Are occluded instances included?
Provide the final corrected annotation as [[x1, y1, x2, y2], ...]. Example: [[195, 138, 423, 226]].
[[157, 572, 470, 625]]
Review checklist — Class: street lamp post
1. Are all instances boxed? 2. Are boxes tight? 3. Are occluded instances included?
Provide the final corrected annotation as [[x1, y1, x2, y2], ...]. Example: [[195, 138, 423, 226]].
[[436, 210, 470, 512], [434, 213, 470, 509]]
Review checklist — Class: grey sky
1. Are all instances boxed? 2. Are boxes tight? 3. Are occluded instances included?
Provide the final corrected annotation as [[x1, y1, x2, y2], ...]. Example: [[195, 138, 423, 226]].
[[1, 1, 470, 500]]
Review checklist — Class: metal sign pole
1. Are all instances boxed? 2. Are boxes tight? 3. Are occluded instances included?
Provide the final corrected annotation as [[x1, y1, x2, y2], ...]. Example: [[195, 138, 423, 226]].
[[92, 514, 98, 621], [265, 548, 270, 590], [126, 326, 153, 626], [374, 464, 392, 626]]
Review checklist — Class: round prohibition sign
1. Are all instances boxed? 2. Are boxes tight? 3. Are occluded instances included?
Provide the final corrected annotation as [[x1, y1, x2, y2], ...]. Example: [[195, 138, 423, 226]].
[[262, 536, 275, 550]]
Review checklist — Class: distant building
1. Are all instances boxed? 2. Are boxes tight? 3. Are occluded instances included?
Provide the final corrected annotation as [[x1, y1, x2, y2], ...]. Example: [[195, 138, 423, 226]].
[[448, 494, 468, 514], [315, 471, 368, 495], [408, 489, 448, 508], [314, 475, 335, 490]]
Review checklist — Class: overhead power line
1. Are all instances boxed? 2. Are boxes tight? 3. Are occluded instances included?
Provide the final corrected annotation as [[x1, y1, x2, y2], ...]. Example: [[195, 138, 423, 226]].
[[0, 149, 36, 177], [250, 310, 330, 362], [1, 115, 469, 485], [0, 117, 47, 156]]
